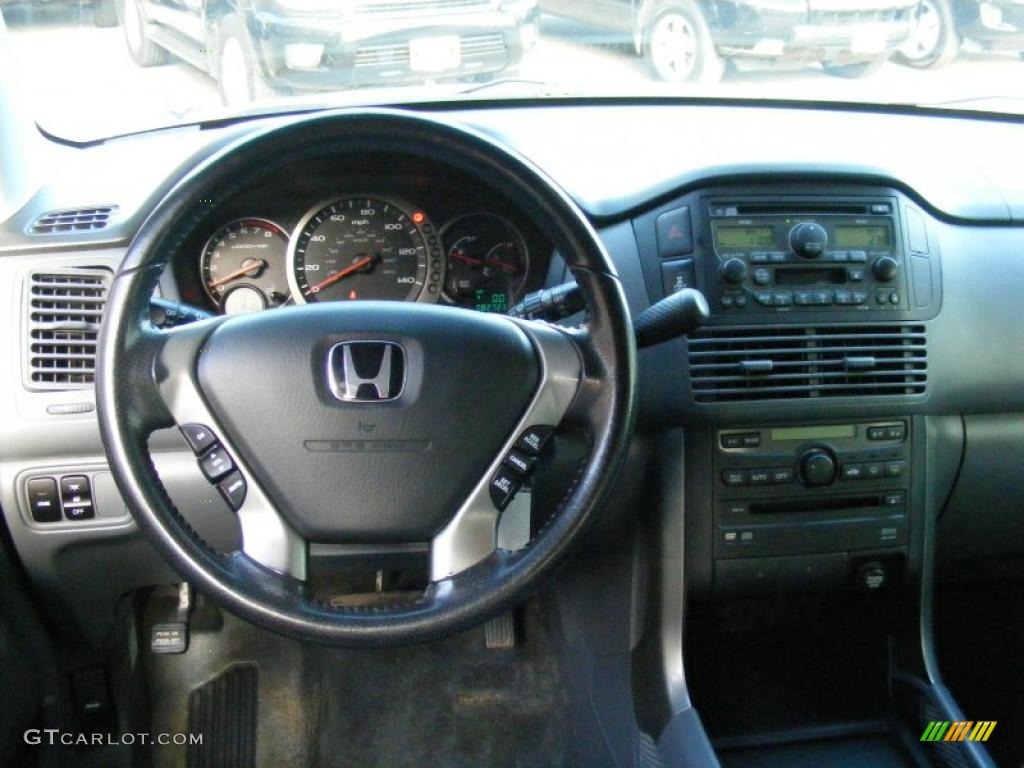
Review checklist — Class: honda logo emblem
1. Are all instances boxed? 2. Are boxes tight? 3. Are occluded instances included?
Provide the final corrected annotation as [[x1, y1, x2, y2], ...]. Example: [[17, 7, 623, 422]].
[[327, 341, 405, 402]]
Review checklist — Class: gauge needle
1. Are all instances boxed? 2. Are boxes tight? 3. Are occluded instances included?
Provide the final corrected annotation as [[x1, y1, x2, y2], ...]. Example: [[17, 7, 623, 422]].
[[485, 259, 521, 274], [450, 251, 483, 267], [207, 259, 267, 290], [304, 255, 374, 296]]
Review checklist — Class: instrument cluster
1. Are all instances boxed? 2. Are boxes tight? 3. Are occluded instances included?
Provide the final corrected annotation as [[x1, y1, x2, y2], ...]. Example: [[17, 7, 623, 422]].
[[193, 194, 539, 316]]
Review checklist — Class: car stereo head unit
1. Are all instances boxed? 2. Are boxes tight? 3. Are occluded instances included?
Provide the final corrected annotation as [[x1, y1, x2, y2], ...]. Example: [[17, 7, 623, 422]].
[[705, 198, 909, 313]]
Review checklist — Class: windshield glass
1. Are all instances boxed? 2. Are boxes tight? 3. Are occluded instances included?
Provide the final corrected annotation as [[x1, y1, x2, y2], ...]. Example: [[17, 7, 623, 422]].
[[3, 0, 1024, 140]]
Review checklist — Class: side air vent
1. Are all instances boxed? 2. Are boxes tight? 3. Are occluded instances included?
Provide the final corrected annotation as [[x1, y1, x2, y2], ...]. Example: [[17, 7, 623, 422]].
[[688, 324, 927, 403], [24, 269, 110, 389], [29, 206, 118, 234]]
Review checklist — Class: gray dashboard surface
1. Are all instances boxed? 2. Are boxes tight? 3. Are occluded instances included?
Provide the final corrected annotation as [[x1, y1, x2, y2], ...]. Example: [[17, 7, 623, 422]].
[[3, 103, 1024, 256]]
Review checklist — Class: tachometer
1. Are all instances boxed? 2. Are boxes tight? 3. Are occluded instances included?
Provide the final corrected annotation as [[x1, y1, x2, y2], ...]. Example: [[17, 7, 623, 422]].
[[288, 196, 443, 304], [200, 218, 290, 311]]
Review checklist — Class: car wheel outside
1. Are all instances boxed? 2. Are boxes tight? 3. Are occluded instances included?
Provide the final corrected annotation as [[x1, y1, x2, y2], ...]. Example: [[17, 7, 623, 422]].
[[218, 16, 286, 107], [93, 0, 118, 28], [118, 0, 168, 67], [644, 1, 723, 84], [893, 0, 960, 69], [821, 55, 888, 78]]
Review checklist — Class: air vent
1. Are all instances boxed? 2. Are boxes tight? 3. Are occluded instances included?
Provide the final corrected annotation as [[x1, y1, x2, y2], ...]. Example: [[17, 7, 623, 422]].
[[688, 324, 927, 403], [24, 269, 110, 389], [29, 206, 118, 235]]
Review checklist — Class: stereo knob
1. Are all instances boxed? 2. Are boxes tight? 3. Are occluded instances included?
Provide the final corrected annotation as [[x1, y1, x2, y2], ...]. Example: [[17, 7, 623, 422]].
[[789, 222, 828, 259], [799, 448, 837, 487], [872, 256, 899, 282], [721, 258, 748, 285]]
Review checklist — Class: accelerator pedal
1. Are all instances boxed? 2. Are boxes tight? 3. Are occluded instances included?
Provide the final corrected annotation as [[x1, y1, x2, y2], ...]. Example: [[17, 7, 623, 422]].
[[186, 663, 258, 768]]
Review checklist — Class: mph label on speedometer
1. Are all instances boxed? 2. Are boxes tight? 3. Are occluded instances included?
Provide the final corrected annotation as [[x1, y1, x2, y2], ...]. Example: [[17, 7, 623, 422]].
[[287, 196, 443, 304]]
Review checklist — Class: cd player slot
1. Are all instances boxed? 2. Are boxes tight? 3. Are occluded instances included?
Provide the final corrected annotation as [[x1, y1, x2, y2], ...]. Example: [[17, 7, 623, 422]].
[[734, 203, 872, 216], [749, 495, 882, 515]]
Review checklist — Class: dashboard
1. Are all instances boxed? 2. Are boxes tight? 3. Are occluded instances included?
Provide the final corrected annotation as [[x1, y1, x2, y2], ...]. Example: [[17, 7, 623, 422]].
[[168, 158, 556, 316], [3, 102, 1024, 648]]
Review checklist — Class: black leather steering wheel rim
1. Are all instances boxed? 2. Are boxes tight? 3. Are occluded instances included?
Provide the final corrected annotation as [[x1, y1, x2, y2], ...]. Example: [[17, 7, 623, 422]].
[[97, 108, 636, 646]]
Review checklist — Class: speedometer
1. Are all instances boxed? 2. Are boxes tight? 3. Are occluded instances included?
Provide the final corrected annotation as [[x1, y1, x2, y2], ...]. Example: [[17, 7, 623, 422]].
[[287, 196, 443, 304]]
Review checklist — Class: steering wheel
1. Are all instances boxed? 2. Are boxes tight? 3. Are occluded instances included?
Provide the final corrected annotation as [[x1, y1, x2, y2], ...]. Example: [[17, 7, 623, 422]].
[[97, 109, 636, 646]]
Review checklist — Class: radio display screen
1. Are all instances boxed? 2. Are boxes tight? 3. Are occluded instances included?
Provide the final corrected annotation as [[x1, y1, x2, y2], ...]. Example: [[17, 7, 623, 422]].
[[715, 226, 775, 249], [770, 425, 856, 441], [834, 225, 892, 248]]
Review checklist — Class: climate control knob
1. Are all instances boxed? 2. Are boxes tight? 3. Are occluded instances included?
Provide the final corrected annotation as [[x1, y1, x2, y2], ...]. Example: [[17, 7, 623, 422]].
[[720, 258, 748, 284], [799, 448, 837, 487], [872, 255, 899, 282], [789, 222, 828, 259]]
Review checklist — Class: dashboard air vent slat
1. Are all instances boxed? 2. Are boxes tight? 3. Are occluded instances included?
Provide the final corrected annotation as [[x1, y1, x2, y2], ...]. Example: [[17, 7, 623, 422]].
[[688, 324, 927, 403], [29, 206, 118, 235], [24, 270, 110, 389]]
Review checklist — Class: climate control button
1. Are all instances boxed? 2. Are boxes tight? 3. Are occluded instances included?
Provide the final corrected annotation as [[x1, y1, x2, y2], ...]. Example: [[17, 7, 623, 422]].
[[799, 448, 837, 487]]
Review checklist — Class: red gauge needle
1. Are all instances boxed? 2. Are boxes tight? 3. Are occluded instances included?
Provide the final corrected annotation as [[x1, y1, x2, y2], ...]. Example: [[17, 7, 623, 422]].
[[303, 255, 374, 296], [450, 251, 483, 267], [207, 258, 266, 290], [484, 259, 521, 274]]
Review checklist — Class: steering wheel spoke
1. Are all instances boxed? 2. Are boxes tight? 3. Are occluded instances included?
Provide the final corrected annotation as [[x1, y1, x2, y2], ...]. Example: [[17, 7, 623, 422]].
[[153, 319, 308, 579], [430, 319, 582, 580]]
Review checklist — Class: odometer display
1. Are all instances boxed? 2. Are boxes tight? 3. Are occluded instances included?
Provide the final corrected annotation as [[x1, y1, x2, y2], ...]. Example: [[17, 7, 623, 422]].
[[288, 197, 441, 304]]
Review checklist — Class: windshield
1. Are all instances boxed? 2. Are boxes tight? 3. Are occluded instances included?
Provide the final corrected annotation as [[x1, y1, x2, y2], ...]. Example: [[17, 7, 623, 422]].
[[3, 0, 1024, 140]]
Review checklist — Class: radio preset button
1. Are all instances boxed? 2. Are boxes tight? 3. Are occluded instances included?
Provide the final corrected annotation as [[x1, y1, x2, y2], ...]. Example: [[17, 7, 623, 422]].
[[773, 292, 792, 306], [849, 251, 868, 263], [831, 251, 849, 262], [851, 291, 868, 304], [755, 292, 773, 306], [834, 290, 853, 305], [750, 252, 769, 263], [794, 291, 813, 306]]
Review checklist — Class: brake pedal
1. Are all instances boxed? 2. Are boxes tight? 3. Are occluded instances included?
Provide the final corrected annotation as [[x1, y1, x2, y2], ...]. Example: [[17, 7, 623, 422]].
[[485, 610, 516, 650], [150, 583, 193, 654]]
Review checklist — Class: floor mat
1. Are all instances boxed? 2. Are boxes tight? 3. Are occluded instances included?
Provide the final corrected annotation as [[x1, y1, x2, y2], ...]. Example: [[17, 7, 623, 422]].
[[144, 599, 573, 768]]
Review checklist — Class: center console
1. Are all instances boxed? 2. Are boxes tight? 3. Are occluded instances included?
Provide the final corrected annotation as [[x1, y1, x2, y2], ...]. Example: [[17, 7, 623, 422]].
[[713, 419, 912, 596]]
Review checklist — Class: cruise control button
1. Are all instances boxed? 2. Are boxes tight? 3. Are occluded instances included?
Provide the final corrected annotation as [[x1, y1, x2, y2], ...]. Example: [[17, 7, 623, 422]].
[[27, 477, 61, 523], [503, 450, 537, 476], [180, 424, 217, 454], [489, 468, 521, 511], [199, 446, 234, 482], [515, 425, 555, 455], [217, 472, 247, 511]]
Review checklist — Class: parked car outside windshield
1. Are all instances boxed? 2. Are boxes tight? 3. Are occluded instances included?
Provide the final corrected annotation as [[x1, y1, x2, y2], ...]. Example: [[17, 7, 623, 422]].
[[1, 0, 1024, 139]]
